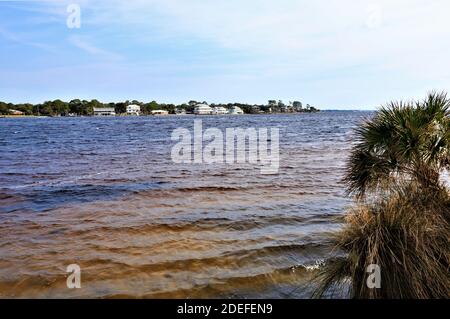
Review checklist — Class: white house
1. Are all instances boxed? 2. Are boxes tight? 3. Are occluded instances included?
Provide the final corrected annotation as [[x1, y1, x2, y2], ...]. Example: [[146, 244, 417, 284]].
[[93, 107, 116, 116], [8, 109, 25, 116], [212, 106, 228, 115], [228, 106, 244, 115], [151, 110, 169, 116], [175, 108, 186, 115], [126, 104, 141, 116], [194, 104, 213, 115]]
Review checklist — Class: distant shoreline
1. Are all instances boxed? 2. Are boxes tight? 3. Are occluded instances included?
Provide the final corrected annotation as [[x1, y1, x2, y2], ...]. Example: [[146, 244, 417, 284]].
[[1, 113, 323, 118], [1, 110, 373, 119], [0, 114, 321, 119]]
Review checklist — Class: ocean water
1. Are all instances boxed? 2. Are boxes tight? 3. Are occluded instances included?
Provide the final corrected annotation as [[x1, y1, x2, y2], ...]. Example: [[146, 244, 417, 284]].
[[0, 112, 370, 298]]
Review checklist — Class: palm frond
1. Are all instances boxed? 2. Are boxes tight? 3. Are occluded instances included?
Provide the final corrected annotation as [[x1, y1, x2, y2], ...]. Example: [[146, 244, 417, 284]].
[[345, 92, 450, 197]]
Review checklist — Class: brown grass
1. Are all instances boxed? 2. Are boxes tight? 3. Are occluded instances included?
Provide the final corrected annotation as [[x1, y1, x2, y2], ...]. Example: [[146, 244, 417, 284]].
[[315, 182, 450, 299]]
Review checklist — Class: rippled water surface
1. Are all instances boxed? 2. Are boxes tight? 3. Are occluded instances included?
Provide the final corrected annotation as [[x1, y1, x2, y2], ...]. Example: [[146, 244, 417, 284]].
[[0, 112, 369, 298]]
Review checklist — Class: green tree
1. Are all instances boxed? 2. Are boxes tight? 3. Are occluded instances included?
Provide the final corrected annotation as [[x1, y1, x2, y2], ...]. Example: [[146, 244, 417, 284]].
[[15, 103, 34, 115], [184, 103, 196, 114], [38, 100, 69, 116], [114, 102, 127, 114], [86, 99, 103, 115], [131, 100, 143, 106], [40, 101, 55, 116], [80, 100, 91, 115], [142, 101, 159, 114], [0, 102, 9, 114], [164, 103, 176, 114], [69, 99, 82, 114], [53, 99, 69, 115], [346, 92, 450, 197], [32, 104, 42, 116]]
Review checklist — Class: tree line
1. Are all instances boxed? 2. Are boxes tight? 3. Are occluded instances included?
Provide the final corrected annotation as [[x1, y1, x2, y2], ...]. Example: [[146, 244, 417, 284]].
[[0, 99, 178, 116], [0, 99, 319, 116]]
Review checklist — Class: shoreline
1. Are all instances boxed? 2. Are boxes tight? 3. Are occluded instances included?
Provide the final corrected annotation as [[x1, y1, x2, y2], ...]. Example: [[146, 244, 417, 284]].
[[0, 112, 330, 119]]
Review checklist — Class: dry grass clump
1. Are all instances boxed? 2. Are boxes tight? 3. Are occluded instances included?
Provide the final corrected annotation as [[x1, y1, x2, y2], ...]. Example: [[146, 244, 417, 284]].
[[315, 183, 450, 298]]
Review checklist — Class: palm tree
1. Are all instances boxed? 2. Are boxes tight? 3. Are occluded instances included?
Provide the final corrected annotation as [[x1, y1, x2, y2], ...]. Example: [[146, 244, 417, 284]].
[[346, 91, 450, 198], [315, 92, 450, 299]]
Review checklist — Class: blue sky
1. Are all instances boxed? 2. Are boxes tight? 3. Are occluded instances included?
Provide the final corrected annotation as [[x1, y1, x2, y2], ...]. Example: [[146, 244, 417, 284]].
[[1, 0, 450, 109]]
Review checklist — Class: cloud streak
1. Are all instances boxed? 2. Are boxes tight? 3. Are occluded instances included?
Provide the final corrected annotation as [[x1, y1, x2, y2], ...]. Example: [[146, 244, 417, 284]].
[[0, 25, 54, 51], [68, 35, 122, 60]]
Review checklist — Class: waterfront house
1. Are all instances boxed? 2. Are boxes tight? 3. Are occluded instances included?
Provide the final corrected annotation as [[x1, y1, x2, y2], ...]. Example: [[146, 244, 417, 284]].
[[126, 104, 141, 116], [194, 104, 213, 115], [8, 109, 24, 116], [151, 110, 169, 116], [280, 105, 289, 113], [93, 107, 116, 116], [251, 105, 261, 113], [211, 106, 228, 115], [228, 106, 244, 115], [175, 108, 186, 115]]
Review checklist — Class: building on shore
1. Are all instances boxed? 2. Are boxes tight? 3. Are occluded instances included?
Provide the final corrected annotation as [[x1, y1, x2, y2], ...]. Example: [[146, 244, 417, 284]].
[[93, 107, 116, 116], [281, 104, 296, 113], [268, 100, 277, 108], [126, 104, 141, 116], [251, 105, 261, 113], [151, 110, 169, 116], [211, 106, 228, 115], [8, 109, 25, 116], [194, 104, 213, 115], [228, 106, 244, 115], [175, 108, 186, 115]]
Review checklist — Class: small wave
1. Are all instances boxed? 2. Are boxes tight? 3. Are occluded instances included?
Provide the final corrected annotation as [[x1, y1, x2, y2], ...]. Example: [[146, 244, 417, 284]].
[[66, 213, 330, 237], [173, 186, 244, 193], [99, 258, 329, 299]]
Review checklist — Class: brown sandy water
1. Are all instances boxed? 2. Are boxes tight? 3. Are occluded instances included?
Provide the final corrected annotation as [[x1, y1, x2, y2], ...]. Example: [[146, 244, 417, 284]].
[[0, 112, 368, 298]]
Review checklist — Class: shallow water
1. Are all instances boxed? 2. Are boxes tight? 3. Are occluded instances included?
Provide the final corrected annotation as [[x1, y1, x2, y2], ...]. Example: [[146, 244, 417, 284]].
[[0, 112, 369, 298]]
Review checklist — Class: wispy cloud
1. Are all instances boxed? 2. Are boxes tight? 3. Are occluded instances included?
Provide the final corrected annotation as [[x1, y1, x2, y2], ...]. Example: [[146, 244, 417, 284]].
[[0, 25, 54, 51], [1, 0, 450, 107], [68, 35, 122, 60], [67, 0, 450, 78]]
